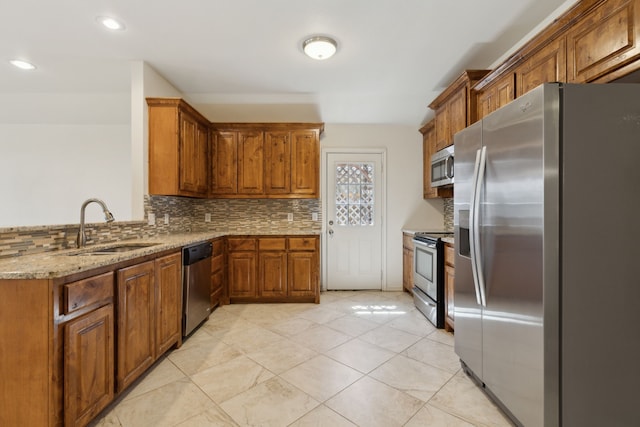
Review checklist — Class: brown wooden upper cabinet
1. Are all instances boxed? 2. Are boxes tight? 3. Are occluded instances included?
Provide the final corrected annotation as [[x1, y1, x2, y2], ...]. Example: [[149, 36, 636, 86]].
[[566, 0, 640, 83], [419, 120, 452, 199], [210, 130, 238, 194], [473, 0, 640, 121], [147, 98, 209, 198], [515, 36, 567, 97], [210, 123, 323, 199], [238, 130, 265, 195], [476, 72, 516, 119], [428, 70, 491, 150]]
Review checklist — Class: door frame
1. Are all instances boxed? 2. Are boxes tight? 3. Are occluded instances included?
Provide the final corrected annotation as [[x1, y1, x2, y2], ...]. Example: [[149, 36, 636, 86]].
[[321, 147, 388, 291]]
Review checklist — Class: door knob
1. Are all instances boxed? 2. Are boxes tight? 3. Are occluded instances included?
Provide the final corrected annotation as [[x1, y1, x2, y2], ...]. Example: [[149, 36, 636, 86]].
[[329, 220, 334, 226], [328, 229, 334, 236]]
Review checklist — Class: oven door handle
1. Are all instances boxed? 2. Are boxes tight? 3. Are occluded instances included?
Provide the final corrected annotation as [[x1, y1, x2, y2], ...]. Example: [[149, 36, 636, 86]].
[[471, 146, 487, 307], [412, 239, 436, 250]]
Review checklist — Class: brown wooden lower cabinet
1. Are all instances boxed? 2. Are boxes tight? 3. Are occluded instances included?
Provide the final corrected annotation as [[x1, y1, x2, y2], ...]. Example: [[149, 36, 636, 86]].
[[116, 260, 156, 392], [211, 237, 225, 306], [444, 243, 456, 332], [402, 232, 415, 294], [64, 304, 114, 427], [260, 251, 288, 297], [154, 252, 183, 356], [228, 250, 258, 298], [0, 235, 320, 426], [288, 251, 317, 299], [228, 235, 319, 303], [116, 253, 182, 392]]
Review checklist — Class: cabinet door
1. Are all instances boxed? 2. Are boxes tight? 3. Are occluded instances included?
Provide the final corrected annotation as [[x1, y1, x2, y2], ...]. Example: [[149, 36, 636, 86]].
[[447, 89, 467, 146], [290, 130, 319, 197], [228, 252, 257, 297], [237, 130, 264, 194], [444, 264, 455, 332], [288, 251, 317, 298], [265, 131, 291, 194], [116, 261, 155, 392], [211, 131, 238, 194], [434, 104, 450, 152], [477, 87, 494, 121], [477, 73, 515, 119], [402, 247, 414, 294], [259, 252, 287, 297], [516, 36, 567, 96], [178, 112, 208, 196], [64, 304, 114, 427], [422, 123, 436, 199], [155, 252, 182, 356], [567, 0, 640, 83]]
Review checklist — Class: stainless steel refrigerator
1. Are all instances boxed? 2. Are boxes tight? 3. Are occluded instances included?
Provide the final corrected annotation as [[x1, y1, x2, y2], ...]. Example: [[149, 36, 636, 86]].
[[454, 83, 640, 427]]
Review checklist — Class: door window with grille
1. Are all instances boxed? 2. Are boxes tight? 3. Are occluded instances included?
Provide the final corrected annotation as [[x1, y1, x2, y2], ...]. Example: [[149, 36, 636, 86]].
[[335, 162, 374, 226]]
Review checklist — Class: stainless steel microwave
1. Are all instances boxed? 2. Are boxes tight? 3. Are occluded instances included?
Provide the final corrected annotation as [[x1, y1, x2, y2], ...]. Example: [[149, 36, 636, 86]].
[[431, 145, 454, 187]]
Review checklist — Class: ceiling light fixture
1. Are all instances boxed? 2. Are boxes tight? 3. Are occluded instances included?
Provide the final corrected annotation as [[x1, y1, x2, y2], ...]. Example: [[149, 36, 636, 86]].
[[9, 59, 36, 70], [96, 16, 126, 31], [302, 36, 337, 60]]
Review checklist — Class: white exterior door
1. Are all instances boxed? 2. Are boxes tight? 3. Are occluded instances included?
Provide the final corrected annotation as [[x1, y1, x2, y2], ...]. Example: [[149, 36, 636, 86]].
[[325, 151, 384, 290]]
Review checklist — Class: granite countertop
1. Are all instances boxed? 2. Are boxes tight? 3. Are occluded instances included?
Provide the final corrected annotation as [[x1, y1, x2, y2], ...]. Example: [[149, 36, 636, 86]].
[[442, 237, 455, 245], [0, 230, 320, 280]]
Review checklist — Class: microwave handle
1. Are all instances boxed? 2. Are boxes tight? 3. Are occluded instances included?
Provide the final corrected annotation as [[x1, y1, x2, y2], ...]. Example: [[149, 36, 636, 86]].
[[445, 155, 454, 179]]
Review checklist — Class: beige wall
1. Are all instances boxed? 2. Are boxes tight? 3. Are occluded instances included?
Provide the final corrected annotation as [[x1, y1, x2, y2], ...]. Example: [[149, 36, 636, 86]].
[[0, 92, 130, 227], [321, 124, 443, 290]]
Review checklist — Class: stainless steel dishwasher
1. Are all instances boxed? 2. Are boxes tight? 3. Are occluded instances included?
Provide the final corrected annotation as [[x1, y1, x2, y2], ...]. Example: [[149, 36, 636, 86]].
[[182, 242, 212, 336]]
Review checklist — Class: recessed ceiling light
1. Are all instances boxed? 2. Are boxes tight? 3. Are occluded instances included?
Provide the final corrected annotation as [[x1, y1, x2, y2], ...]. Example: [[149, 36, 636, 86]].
[[9, 59, 36, 70], [96, 16, 126, 31], [302, 36, 338, 60]]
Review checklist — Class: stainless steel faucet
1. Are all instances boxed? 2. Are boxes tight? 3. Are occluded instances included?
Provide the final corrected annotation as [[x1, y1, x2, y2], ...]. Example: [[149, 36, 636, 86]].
[[76, 198, 115, 248]]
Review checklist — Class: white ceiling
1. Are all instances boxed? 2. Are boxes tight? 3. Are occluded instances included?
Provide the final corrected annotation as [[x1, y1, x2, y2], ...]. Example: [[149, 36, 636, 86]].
[[1, 0, 575, 125]]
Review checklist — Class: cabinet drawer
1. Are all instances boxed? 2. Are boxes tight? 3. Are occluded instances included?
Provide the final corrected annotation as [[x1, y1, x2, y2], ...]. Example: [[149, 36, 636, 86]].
[[211, 270, 224, 292], [259, 237, 287, 251], [288, 237, 317, 251], [211, 239, 224, 256], [227, 237, 256, 251], [211, 286, 223, 304], [445, 244, 455, 267], [212, 253, 224, 273], [63, 272, 114, 314]]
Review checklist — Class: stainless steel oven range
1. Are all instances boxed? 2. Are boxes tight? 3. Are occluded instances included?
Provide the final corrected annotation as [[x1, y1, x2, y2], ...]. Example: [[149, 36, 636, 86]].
[[412, 232, 452, 328]]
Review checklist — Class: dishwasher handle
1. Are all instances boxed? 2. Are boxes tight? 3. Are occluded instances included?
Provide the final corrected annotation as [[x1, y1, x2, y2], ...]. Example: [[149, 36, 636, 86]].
[[183, 242, 213, 265]]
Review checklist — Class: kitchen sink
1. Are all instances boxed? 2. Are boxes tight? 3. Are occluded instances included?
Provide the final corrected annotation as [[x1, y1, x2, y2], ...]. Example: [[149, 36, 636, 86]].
[[67, 243, 160, 256]]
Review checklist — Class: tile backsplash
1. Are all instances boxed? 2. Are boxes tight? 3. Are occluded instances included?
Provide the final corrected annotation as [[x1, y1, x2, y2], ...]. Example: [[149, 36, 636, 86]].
[[0, 221, 157, 259], [146, 196, 321, 234], [0, 196, 321, 258], [443, 198, 453, 232]]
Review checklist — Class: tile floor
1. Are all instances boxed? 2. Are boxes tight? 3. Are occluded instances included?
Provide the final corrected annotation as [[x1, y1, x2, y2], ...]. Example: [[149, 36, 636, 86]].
[[91, 291, 513, 427]]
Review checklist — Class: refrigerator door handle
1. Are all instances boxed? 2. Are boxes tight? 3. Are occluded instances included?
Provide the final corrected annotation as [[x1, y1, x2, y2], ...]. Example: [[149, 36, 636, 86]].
[[469, 148, 483, 305], [474, 146, 488, 307]]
